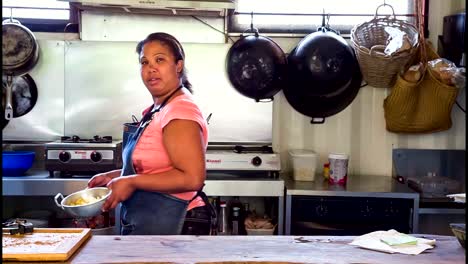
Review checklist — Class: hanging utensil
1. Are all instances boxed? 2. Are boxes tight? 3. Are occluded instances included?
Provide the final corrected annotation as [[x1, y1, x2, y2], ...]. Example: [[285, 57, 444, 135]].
[[284, 11, 362, 123], [2, 18, 40, 76], [4, 75, 13, 120], [226, 12, 287, 102], [2, 74, 39, 128]]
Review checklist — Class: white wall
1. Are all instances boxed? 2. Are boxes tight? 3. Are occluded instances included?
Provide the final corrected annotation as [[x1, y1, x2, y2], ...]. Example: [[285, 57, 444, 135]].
[[32, 3, 465, 177], [428, 0, 465, 48]]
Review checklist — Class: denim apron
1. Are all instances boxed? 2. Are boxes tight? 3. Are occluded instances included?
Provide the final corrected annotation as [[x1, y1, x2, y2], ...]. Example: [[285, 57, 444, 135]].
[[120, 86, 189, 235]]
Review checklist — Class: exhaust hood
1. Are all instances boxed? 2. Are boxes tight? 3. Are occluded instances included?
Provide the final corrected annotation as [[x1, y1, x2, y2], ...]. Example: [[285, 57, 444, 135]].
[[61, 0, 236, 17]]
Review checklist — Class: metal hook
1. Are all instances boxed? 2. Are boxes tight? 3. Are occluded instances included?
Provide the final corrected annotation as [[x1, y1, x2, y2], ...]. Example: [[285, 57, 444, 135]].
[[206, 113, 212, 125], [321, 9, 326, 27], [10, 7, 13, 21], [250, 11, 254, 32]]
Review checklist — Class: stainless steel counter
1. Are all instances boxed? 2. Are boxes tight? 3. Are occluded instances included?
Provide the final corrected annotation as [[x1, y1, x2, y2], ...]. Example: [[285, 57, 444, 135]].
[[2, 170, 285, 234], [283, 174, 420, 234], [285, 174, 418, 199], [2, 170, 285, 197]]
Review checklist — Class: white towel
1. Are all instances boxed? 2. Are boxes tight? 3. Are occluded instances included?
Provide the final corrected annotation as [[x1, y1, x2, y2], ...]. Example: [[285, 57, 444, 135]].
[[447, 193, 466, 203], [349, 229, 436, 255]]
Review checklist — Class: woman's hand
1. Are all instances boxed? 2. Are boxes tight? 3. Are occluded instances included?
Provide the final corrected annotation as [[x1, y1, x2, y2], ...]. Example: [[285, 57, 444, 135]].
[[88, 172, 113, 188], [87, 169, 122, 188], [102, 176, 136, 211]]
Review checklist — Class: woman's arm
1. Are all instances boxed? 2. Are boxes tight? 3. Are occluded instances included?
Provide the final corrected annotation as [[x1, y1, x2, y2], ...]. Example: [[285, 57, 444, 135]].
[[102, 119, 205, 211], [133, 118, 206, 192]]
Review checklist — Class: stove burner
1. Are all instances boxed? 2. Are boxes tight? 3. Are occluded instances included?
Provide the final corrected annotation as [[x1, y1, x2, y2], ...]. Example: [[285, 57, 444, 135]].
[[60, 135, 113, 144]]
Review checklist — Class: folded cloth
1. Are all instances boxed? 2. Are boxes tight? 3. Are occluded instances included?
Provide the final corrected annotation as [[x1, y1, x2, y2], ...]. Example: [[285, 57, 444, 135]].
[[447, 193, 466, 203], [349, 229, 436, 255]]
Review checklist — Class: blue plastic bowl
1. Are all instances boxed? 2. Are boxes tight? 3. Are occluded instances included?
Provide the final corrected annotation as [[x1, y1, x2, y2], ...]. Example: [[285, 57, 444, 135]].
[[2, 151, 36, 176]]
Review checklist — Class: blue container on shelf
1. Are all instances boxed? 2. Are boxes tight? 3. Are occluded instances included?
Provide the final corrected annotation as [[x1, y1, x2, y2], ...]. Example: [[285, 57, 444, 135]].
[[2, 151, 36, 176]]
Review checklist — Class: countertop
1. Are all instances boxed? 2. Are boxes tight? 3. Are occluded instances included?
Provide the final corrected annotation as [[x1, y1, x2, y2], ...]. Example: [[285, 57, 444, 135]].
[[4, 235, 465, 264], [284, 174, 419, 199], [2, 170, 284, 197]]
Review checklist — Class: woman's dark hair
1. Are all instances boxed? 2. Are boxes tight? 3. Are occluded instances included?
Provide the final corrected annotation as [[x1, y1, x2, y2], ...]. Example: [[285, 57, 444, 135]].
[[136, 32, 192, 93]]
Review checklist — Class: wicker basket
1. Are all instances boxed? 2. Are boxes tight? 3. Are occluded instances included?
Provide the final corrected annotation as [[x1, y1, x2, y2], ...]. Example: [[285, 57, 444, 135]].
[[350, 4, 419, 88]]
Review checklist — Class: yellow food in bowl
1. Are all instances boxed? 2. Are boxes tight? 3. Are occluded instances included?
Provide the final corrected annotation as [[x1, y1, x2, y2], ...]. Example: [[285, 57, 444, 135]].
[[68, 195, 102, 206]]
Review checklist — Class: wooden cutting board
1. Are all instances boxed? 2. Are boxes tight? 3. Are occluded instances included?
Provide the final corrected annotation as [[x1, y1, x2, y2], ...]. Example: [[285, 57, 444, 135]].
[[2, 228, 91, 262]]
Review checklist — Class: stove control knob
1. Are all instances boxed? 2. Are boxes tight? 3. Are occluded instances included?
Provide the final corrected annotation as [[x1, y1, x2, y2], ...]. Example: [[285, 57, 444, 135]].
[[90, 152, 102, 163], [59, 151, 71, 163], [252, 156, 262, 167]]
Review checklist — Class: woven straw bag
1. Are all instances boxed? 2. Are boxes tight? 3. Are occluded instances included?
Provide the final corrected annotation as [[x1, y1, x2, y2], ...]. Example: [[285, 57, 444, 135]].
[[350, 4, 419, 88], [383, 40, 459, 134]]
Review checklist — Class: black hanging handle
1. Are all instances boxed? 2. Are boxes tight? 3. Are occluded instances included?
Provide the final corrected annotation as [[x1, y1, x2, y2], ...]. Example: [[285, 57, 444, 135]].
[[242, 11, 260, 37], [310, 117, 325, 124], [317, 9, 340, 35]]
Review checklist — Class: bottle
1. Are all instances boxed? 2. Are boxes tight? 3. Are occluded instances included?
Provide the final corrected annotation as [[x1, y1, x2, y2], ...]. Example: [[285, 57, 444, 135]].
[[208, 197, 218, 235], [240, 203, 250, 235], [323, 163, 330, 179], [229, 197, 242, 231], [218, 201, 229, 235], [231, 206, 241, 235]]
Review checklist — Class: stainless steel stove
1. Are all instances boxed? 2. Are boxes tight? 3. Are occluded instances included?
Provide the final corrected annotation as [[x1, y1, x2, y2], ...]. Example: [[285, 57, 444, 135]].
[[45, 135, 123, 177], [205, 144, 281, 178]]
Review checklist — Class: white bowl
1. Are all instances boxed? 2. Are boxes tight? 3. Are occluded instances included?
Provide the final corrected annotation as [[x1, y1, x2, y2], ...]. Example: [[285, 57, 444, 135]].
[[54, 187, 111, 218]]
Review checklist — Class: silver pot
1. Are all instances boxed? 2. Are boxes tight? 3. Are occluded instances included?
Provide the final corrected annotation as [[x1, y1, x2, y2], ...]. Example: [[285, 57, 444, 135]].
[[54, 187, 111, 218]]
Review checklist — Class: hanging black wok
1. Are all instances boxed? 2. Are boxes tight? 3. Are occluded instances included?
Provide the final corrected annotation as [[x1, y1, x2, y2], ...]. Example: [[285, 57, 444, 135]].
[[226, 29, 287, 102], [284, 27, 362, 123]]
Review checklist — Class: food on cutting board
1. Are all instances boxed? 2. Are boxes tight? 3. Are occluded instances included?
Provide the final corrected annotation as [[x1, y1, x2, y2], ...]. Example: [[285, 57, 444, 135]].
[[68, 195, 102, 206], [3, 233, 79, 253], [244, 211, 274, 229]]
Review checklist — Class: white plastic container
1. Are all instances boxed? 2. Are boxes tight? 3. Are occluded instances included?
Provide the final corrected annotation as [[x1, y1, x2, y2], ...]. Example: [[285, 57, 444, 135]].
[[328, 153, 349, 184], [289, 149, 318, 181]]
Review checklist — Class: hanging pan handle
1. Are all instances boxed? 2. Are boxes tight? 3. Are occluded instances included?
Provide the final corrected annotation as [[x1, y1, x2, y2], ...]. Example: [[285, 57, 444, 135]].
[[242, 11, 260, 37], [310, 117, 325, 124], [2, 18, 21, 25], [255, 97, 273, 103], [4, 76, 13, 120]]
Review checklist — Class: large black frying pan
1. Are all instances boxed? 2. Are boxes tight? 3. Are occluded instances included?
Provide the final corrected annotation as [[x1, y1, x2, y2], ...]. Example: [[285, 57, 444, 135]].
[[2, 74, 38, 129], [284, 26, 362, 123], [226, 28, 287, 102]]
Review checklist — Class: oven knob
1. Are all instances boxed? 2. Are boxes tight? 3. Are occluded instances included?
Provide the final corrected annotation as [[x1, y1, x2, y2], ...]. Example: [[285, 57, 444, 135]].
[[90, 152, 102, 163], [252, 156, 262, 166], [59, 151, 71, 163]]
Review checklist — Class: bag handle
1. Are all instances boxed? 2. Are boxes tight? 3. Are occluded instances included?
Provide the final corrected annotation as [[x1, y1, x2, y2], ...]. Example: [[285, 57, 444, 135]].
[[415, 0, 428, 69]]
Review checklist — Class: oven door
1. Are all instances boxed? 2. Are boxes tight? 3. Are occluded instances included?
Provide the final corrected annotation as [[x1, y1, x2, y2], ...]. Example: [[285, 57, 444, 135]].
[[290, 196, 414, 236]]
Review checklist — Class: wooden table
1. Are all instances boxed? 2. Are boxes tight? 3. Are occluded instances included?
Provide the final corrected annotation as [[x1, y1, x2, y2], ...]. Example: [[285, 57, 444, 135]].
[[6, 235, 466, 263]]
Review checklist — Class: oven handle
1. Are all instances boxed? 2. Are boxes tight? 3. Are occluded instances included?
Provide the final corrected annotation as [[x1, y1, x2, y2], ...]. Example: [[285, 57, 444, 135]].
[[418, 208, 465, 214]]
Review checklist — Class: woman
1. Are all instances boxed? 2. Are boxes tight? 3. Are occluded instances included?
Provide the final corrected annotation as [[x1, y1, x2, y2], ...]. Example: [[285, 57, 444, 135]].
[[88, 32, 213, 235]]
